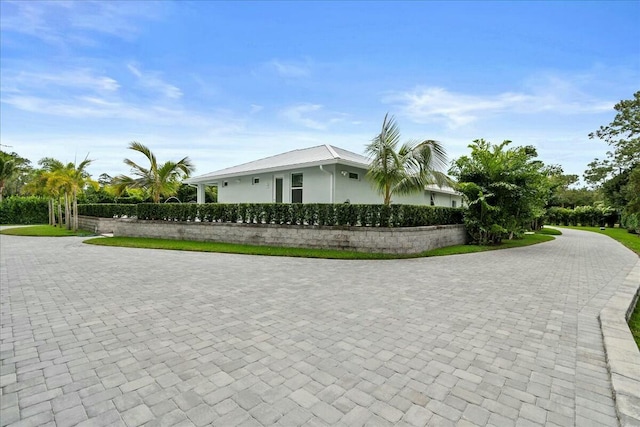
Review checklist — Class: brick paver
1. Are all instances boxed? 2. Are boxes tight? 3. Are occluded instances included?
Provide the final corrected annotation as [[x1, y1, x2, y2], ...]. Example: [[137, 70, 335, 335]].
[[1, 228, 637, 426]]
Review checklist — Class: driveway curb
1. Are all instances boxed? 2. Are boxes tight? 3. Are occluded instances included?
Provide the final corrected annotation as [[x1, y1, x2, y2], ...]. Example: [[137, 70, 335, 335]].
[[599, 258, 640, 427]]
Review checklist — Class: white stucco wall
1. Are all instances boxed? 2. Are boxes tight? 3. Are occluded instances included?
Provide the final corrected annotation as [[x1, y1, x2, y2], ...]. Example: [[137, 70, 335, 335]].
[[213, 163, 462, 207], [217, 166, 333, 204], [333, 166, 462, 207]]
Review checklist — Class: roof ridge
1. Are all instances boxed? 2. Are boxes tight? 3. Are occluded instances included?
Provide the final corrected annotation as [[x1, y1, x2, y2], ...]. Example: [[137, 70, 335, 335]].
[[324, 144, 340, 159]]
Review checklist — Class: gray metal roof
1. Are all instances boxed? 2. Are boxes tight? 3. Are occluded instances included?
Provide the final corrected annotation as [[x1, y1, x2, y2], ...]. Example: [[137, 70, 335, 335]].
[[185, 144, 370, 184]]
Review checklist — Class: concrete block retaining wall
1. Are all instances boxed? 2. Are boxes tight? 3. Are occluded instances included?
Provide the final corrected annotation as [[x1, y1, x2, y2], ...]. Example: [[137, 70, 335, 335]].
[[78, 216, 118, 234], [110, 218, 467, 254]]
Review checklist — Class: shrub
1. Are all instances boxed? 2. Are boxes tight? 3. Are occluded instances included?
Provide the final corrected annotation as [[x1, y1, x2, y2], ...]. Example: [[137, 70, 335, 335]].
[[546, 205, 619, 228], [621, 212, 639, 234], [77, 204, 137, 218], [0, 196, 49, 224], [77, 203, 464, 227]]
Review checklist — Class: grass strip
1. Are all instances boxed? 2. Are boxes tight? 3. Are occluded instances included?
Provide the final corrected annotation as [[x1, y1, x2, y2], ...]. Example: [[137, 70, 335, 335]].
[[630, 306, 640, 348], [423, 233, 554, 256], [537, 227, 562, 235], [0, 225, 94, 237], [83, 232, 554, 259]]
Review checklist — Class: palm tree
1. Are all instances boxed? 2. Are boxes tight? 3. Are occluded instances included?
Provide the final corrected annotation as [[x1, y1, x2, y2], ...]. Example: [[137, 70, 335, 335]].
[[366, 114, 450, 206], [65, 157, 95, 231], [25, 158, 66, 227], [113, 142, 195, 203], [0, 156, 15, 202]]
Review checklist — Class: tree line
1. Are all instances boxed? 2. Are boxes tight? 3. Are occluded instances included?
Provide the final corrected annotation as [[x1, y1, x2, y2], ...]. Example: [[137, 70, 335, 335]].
[[1, 91, 638, 241]]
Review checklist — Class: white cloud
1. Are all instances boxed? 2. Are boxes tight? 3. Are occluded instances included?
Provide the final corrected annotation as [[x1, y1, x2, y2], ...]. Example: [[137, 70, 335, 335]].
[[2, 69, 120, 93], [386, 81, 614, 128], [280, 104, 349, 130], [0, 0, 165, 46], [267, 59, 311, 78], [281, 104, 326, 130], [127, 64, 182, 99]]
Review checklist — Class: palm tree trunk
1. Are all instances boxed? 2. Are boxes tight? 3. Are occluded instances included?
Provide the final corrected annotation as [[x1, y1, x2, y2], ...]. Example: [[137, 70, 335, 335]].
[[384, 185, 391, 206], [65, 194, 71, 230], [49, 198, 54, 226], [57, 198, 63, 228], [73, 191, 78, 232]]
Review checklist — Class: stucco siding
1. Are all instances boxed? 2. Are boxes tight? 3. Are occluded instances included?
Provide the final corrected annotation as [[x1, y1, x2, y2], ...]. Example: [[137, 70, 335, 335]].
[[214, 163, 462, 207], [218, 166, 333, 204]]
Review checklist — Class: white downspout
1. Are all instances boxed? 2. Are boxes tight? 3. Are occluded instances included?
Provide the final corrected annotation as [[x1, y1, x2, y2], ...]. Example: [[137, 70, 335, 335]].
[[319, 165, 334, 204]]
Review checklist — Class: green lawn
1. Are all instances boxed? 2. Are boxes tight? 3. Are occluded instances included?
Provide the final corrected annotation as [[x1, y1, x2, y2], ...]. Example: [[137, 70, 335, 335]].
[[423, 233, 555, 256], [537, 227, 563, 236], [0, 225, 93, 237], [84, 236, 404, 260], [630, 306, 640, 348], [83, 232, 555, 259]]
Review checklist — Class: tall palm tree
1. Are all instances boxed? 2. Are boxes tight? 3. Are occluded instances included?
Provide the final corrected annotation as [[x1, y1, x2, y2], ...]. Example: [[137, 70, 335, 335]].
[[65, 157, 95, 231], [0, 156, 15, 202], [366, 114, 450, 206], [113, 142, 195, 203], [25, 158, 66, 227]]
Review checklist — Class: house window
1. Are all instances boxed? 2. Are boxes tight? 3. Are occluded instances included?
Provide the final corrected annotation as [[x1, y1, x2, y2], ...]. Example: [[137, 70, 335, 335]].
[[223, 181, 229, 187], [291, 173, 303, 203], [348, 172, 359, 180], [253, 177, 260, 185], [451, 200, 457, 208], [430, 192, 435, 206]]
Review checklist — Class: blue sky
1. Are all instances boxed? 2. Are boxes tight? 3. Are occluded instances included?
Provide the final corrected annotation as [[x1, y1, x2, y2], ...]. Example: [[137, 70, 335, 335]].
[[1, 1, 638, 182]]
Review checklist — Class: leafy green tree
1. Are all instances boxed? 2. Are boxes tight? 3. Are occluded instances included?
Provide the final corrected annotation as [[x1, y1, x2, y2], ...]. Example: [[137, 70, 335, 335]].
[[545, 167, 601, 208], [585, 91, 639, 186], [585, 91, 640, 232], [0, 151, 33, 199], [366, 114, 450, 206], [623, 165, 640, 214], [113, 142, 195, 203], [450, 139, 550, 244], [0, 156, 15, 203]]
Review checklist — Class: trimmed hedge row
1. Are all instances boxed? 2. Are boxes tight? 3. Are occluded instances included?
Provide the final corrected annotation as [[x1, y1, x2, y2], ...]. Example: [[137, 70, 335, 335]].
[[546, 206, 618, 228], [0, 196, 49, 224], [78, 203, 464, 227], [77, 204, 137, 218]]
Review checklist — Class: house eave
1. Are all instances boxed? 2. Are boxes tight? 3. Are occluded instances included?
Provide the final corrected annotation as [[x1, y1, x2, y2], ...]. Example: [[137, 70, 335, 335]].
[[185, 158, 369, 185]]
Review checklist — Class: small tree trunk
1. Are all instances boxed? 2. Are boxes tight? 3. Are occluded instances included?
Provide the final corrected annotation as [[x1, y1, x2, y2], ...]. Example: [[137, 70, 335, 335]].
[[73, 192, 78, 232], [65, 194, 71, 230], [48, 198, 54, 225], [57, 198, 63, 228]]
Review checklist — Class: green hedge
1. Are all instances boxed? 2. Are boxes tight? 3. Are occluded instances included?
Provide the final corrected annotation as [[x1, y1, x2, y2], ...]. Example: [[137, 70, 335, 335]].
[[621, 212, 639, 234], [77, 204, 137, 218], [0, 196, 49, 224], [546, 206, 617, 228], [79, 203, 464, 227]]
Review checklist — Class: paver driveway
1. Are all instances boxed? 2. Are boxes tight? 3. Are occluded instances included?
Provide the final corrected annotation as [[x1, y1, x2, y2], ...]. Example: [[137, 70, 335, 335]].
[[1, 228, 638, 427]]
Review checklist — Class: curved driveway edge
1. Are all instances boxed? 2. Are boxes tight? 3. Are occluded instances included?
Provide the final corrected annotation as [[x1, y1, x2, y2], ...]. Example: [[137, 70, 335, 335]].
[[599, 259, 640, 426], [1, 228, 639, 427]]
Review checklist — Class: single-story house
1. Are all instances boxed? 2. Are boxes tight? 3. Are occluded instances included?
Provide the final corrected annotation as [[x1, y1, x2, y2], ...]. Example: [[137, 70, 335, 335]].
[[185, 144, 462, 207]]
